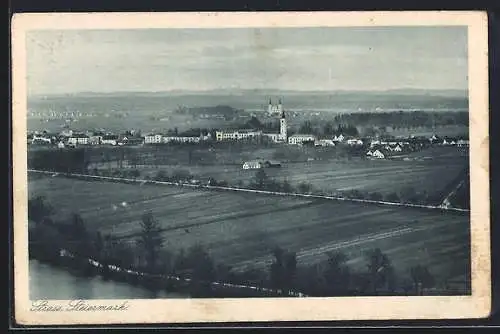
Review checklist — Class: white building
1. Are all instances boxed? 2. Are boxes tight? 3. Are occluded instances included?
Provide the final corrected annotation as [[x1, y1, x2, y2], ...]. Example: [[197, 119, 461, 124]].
[[457, 139, 469, 147], [31, 135, 52, 144], [57, 141, 65, 149], [346, 138, 363, 146], [68, 134, 89, 145], [288, 134, 317, 145], [144, 134, 163, 144], [315, 139, 336, 147], [215, 129, 263, 141], [162, 136, 201, 144], [372, 150, 385, 159]]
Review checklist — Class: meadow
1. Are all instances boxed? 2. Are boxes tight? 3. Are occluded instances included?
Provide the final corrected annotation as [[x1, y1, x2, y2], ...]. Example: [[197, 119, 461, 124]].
[[29, 174, 471, 290], [102, 145, 468, 201]]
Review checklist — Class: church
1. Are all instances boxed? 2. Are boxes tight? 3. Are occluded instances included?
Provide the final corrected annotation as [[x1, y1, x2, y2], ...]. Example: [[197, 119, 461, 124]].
[[263, 98, 288, 143], [215, 98, 288, 143]]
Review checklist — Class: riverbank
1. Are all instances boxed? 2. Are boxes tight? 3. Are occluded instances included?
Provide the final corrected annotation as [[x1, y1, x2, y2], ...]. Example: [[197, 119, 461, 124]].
[[29, 242, 307, 299], [29, 259, 187, 300]]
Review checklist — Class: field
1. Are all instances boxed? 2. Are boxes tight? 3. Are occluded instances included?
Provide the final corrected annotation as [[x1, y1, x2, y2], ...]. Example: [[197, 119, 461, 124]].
[[99, 146, 468, 199], [29, 175, 471, 290]]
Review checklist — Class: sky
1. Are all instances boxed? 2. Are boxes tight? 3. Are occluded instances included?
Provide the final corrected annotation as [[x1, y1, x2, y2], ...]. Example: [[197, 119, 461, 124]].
[[26, 26, 468, 96]]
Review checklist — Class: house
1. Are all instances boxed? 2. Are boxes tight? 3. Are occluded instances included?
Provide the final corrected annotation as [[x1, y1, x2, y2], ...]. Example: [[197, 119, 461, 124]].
[[371, 150, 385, 159], [315, 139, 336, 147], [101, 135, 119, 145], [393, 145, 403, 152], [57, 141, 65, 149], [429, 134, 439, 143], [144, 134, 163, 144], [333, 134, 345, 142], [288, 134, 317, 145], [68, 134, 89, 146], [31, 134, 52, 145], [366, 150, 373, 156], [457, 139, 469, 147]]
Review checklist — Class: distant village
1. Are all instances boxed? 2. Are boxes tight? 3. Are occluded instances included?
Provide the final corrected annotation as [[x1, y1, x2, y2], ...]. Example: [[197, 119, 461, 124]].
[[28, 99, 469, 163]]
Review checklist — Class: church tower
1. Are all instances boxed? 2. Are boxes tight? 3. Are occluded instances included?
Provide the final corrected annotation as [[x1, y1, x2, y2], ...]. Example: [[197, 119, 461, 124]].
[[279, 99, 287, 142]]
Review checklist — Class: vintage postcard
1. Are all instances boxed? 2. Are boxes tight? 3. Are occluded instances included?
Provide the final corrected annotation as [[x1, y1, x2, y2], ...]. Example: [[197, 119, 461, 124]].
[[12, 11, 490, 325]]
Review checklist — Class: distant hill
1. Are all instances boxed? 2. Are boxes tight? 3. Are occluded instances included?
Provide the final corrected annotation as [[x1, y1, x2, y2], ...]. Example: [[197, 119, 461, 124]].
[[31, 88, 467, 99], [27, 89, 468, 115]]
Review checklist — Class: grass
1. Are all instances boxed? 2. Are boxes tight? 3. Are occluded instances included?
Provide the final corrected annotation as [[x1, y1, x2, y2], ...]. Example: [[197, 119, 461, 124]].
[[29, 174, 471, 290]]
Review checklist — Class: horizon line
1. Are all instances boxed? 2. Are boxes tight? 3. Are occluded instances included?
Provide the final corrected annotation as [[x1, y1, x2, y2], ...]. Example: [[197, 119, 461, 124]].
[[28, 87, 469, 97]]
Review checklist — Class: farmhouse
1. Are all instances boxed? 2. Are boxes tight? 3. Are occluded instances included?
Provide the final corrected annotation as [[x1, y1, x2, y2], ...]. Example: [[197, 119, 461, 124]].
[[242, 160, 263, 169], [68, 134, 89, 146], [288, 134, 317, 145]]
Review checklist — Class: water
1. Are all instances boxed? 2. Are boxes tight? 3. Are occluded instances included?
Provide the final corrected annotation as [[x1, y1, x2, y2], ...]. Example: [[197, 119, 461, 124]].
[[29, 260, 188, 300]]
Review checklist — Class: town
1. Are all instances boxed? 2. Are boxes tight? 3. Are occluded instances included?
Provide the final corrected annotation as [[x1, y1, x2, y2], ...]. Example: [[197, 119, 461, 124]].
[[28, 98, 469, 165]]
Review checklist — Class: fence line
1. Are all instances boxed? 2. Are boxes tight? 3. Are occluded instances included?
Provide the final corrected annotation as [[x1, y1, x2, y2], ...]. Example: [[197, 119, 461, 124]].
[[28, 169, 470, 213]]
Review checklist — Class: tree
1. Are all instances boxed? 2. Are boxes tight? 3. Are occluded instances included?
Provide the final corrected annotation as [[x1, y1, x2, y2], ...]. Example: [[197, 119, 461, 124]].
[[28, 196, 54, 224], [67, 213, 90, 258], [364, 248, 395, 294], [384, 192, 400, 203], [137, 211, 164, 273], [282, 179, 294, 193], [254, 169, 269, 189], [323, 122, 334, 136], [129, 169, 140, 179], [269, 247, 297, 294], [155, 170, 167, 181], [368, 192, 383, 201], [410, 265, 435, 295], [399, 186, 417, 204], [297, 182, 312, 194], [299, 121, 314, 134], [323, 252, 351, 295]]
